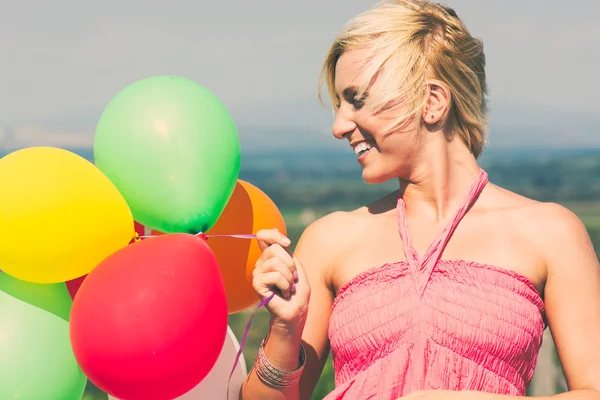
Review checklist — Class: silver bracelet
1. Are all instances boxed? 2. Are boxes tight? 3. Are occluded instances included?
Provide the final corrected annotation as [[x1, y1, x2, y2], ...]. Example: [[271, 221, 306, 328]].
[[254, 338, 306, 388]]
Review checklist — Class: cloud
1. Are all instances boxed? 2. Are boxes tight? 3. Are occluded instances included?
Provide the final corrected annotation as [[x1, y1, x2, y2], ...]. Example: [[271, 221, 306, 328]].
[[0, 125, 93, 149]]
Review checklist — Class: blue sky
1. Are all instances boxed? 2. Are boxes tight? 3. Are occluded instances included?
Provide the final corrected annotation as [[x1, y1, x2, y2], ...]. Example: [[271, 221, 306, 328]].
[[1, 0, 598, 150]]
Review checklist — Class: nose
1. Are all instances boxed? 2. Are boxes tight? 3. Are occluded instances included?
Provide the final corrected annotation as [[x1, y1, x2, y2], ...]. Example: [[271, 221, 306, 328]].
[[332, 104, 357, 140]]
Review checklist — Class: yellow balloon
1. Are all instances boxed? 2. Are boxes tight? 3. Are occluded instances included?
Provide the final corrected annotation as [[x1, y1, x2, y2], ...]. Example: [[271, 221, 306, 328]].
[[0, 147, 134, 283]]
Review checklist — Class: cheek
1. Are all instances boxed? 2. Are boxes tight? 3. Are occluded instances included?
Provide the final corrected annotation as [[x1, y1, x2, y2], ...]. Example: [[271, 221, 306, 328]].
[[372, 116, 418, 144], [378, 132, 416, 156]]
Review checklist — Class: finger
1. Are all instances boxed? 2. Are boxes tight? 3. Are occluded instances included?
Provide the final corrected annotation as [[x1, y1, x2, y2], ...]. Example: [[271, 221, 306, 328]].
[[256, 243, 294, 272], [258, 257, 295, 286], [261, 244, 296, 273], [256, 228, 291, 251], [254, 271, 293, 298], [253, 258, 295, 296]]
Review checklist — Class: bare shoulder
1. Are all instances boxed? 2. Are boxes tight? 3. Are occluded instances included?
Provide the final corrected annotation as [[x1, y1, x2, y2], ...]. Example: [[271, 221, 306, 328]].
[[524, 201, 595, 260], [294, 210, 365, 284], [525, 201, 587, 232], [296, 191, 395, 249], [294, 192, 397, 284], [488, 184, 595, 269], [487, 184, 579, 227]]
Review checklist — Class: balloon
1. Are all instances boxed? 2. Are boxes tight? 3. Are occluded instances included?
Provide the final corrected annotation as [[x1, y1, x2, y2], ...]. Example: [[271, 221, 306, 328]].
[[108, 326, 247, 400], [132, 220, 147, 242], [208, 180, 287, 313], [0, 146, 134, 283], [65, 221, 146, 300], [70, 233, 228, 400], [0, 272, 72, 322], [0, 272, 87, 399], [65, 275, 86, 300], [94, 75, 241, 235]]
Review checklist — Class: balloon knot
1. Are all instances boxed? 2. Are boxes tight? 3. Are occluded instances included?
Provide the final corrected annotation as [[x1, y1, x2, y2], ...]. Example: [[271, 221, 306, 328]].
[[133, 232, 141, 242], [196, 232, 207, 241]]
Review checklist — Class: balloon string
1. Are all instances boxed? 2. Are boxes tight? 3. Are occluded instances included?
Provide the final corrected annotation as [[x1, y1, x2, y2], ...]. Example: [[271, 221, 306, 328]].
[[136, 233, 257, 240], [207, 234, 257, 239], [227, 292, 275, 398]]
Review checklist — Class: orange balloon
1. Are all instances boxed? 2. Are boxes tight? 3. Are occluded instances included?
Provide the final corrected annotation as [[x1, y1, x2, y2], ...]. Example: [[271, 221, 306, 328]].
[[208, 180, 286, 314]]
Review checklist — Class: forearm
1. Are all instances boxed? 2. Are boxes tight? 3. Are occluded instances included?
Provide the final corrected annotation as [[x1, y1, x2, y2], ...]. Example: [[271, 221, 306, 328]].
[[240, 321, 306, 400]]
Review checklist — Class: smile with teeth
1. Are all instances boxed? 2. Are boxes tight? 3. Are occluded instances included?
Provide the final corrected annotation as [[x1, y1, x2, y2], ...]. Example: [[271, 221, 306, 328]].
[[354, 142, 374, 157]]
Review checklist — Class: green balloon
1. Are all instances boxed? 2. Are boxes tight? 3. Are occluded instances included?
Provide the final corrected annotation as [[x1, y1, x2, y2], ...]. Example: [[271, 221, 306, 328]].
[[94, 76, 241, 234], [0, 273, 87, 399], [0, 271, 71, 322]]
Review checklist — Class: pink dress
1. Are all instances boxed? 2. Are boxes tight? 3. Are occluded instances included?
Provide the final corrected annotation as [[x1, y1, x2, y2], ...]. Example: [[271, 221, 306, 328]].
[[324, 169, 546, 399]]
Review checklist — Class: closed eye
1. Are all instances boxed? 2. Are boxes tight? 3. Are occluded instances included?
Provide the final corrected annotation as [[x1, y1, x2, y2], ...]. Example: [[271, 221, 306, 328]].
[[342, 87, 367, 110]]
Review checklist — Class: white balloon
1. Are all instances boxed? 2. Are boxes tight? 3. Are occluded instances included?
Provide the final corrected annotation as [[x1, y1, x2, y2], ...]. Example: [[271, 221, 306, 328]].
[[108, 326, 247, 400]]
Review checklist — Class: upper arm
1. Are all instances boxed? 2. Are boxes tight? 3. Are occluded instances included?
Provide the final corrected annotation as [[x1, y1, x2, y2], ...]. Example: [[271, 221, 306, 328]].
[[293, 213, 344, 400], [541, 204, 600, 391]]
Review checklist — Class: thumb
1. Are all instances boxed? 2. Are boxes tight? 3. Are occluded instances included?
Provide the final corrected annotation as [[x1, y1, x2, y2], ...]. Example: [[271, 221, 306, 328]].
[[256, 228, 291, 252]]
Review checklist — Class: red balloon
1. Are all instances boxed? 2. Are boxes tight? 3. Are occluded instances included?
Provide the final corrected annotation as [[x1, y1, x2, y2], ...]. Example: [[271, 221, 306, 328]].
[[70, 233, 228, 400]]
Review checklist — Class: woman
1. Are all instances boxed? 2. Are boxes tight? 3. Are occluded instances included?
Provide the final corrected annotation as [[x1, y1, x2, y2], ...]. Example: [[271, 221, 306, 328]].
[[240, 1, 600, 399]]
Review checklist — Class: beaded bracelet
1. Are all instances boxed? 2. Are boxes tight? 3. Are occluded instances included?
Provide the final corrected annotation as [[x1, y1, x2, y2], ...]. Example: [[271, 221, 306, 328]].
[[254, 338, 306, 388]]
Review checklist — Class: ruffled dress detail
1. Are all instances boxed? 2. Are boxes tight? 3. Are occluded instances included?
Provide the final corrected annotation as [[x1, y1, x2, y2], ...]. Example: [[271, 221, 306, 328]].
[[324, 170, 545, 399]]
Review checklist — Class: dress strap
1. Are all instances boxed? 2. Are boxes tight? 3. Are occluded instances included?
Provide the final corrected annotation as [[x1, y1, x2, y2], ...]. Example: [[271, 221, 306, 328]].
[[396, 169, 489, 297]]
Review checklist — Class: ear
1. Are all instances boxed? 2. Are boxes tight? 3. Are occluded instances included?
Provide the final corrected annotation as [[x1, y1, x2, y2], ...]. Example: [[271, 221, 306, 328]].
[[422, 81, 451, 126]]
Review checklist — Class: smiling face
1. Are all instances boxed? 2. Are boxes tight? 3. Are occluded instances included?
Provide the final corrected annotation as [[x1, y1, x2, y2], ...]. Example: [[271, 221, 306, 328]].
[[321, 1, 489, 181], [332, 48, 425, 184]]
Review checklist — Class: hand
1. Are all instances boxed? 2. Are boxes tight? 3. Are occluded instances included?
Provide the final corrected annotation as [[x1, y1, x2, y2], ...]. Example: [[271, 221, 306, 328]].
[[252, 229, 311, 330]]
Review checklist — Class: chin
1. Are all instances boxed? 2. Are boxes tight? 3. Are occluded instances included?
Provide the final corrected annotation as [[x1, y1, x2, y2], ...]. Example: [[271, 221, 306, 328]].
[[362, 169, 392, 185]]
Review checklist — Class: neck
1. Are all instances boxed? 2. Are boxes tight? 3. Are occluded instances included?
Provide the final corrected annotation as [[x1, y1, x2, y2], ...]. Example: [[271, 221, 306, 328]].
[[399, 138, 482, 223]]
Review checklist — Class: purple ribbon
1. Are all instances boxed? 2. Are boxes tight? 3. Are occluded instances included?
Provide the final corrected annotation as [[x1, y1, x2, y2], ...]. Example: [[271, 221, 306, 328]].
[[138, 233, 257, 240], [207, 234, 257, 240], [227, 292, 275, 398]]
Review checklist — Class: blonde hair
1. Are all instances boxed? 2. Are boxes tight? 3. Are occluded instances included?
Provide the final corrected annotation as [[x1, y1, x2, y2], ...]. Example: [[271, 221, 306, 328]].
[[319, 0, 488, 158]]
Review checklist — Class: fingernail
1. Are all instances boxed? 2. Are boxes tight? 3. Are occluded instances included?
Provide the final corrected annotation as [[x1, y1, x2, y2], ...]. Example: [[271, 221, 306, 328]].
[[293, 270, 299, 281], [282, 237, 291, 246]]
